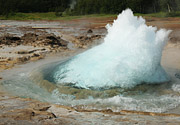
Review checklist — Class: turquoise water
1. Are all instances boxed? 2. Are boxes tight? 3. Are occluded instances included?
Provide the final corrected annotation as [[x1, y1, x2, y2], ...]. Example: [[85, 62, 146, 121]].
[[1, 61, 180, 113]]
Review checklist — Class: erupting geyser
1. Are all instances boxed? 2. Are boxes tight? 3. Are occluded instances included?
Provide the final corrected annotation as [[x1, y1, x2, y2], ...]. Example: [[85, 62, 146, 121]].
[[52, 9, 171, 89]]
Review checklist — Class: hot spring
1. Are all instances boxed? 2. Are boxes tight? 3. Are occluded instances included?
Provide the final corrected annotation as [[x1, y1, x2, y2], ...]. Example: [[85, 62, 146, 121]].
[[1, 9, 180, 113]]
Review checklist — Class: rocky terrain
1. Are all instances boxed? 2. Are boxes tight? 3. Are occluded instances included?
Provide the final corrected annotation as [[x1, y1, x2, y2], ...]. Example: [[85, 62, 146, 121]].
[[0, 24, 103, 71], [0, 17, 180, 124], [0, 33, 66, 70]]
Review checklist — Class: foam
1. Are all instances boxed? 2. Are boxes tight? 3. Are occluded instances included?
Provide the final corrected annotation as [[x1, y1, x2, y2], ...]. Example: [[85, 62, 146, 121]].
[[53, 9, 171, 89]]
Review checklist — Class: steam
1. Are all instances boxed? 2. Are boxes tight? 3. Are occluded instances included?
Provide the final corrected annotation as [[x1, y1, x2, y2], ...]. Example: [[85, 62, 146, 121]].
[[70, 0, 76, 9]]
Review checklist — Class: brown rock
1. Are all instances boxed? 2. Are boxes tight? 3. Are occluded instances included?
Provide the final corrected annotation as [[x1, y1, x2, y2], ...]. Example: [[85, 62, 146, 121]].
[[16, 56, 29, 63], [75, 35, 102, 48], [17, 50, 29, 54], [0, 109, 56, 121], [32, 53, 40, 57], [36, 106, 51, 111]]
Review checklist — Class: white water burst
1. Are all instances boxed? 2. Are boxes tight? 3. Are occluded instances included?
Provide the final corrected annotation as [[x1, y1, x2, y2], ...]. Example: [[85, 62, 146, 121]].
[[53, 9, 171, 89]]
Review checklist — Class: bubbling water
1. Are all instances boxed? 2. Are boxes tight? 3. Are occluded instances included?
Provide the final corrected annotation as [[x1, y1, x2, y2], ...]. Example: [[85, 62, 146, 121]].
[[52, 9, 171, 89]]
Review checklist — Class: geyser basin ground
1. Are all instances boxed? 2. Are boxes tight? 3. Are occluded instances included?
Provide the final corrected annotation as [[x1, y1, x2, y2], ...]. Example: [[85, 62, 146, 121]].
[[1, 9, 180, 114]]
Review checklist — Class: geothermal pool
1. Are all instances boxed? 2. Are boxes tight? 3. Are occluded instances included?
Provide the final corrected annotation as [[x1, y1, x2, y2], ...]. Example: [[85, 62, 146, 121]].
[[1, 9, 180, 113]]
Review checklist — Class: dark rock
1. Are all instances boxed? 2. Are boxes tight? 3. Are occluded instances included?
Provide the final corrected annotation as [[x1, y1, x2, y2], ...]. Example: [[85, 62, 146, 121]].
[[76, 35, 102, 47], [0, 34, 21, 45], [87, 29, 93, 33], [32, 53, 40, 57], [17, 50, 29, 54], [16, 56, 29, 62], [46, 36, 58, 41], [22, 33, 38, 38], [6, 36, 21, 41], [21, 33, 38, 44], [39, 106, 51, 111], [43, 35, 68, 47], [175, 73, 180, 79], [0, 32, 68, 51]]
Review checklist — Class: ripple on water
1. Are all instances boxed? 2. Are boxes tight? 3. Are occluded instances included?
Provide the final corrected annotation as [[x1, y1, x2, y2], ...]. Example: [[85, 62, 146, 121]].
[[1, 65, 180, 113]]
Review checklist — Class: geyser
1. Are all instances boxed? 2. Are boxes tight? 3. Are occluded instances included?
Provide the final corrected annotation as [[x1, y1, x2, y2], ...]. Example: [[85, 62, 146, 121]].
[[52, 9, 171, 89]]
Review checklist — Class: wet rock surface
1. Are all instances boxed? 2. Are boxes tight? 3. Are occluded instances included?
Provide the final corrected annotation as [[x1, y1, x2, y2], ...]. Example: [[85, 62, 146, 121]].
[[0, 92, 180, 125], [20, 33, 68, 48], [0, 25, 103, 72], [75, 35, 102, 48], [0, 32, 68, 49]]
